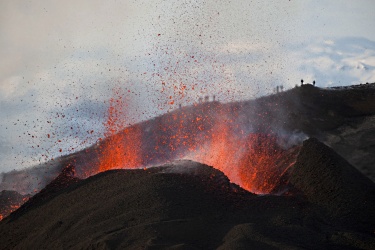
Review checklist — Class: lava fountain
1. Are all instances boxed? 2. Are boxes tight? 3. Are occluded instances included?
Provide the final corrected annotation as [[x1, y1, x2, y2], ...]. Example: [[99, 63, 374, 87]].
[[94, 94, 300, 194], [97, 88, 142, 172], [0, 90, 301, 221]]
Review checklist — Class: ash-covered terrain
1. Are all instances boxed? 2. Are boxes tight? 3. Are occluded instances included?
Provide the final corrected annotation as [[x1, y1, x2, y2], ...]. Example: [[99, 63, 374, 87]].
[[0, 83, 374, 249]]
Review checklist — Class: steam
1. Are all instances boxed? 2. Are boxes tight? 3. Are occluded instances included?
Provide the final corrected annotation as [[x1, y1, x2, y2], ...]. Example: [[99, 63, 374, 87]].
[[0, 161, 61, 195], [276, 130, 308, 150]]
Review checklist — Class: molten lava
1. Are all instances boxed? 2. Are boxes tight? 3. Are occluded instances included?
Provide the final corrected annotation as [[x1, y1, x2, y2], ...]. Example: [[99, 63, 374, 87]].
[[180, 110, 299, 194], [185, 115, 244, 186], [238, 134, 299, 194], [98, 88, 142, 172], [94, 94, 299, 194], [0, 97, 301, 223]]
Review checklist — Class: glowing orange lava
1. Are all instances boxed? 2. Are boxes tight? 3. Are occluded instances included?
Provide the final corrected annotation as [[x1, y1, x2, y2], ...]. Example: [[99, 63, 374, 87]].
[[186, 115, 243, 185], [173, 105, 298, 194], [95, 92, 298, 194], [238, 134, 299, 194], [98, 88, 142, 172]]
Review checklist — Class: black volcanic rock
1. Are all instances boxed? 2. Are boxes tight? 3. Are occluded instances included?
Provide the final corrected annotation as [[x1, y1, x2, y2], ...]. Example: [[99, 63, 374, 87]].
[[288, 138, 375, 232], [1, 158, 375, 249]]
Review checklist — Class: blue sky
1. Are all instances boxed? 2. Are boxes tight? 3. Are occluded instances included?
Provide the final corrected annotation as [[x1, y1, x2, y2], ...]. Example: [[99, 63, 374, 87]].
[[1, 0, 375, 172]]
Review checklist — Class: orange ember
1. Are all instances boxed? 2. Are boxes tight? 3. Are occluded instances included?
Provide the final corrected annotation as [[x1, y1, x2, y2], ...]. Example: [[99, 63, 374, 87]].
[[238, 134, 299, 194], [187, 126, 298, 193], [98, 88, 142, 172], [187, 117, 243, 184], [169, 106, 299, 194], [98, 126, 142, 172]]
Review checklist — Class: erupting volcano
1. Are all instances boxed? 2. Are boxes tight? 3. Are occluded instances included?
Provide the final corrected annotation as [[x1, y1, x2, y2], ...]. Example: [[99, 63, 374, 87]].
[[2, 1, 375, 248], [1, 83, 374, 249], [91, 91, 301, 194]]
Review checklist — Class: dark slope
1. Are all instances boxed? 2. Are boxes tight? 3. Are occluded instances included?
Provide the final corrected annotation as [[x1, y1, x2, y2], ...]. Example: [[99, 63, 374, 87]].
[[0, 161, 254, 249], [1, 141, 374, 249], [288, 138, 375, 232]]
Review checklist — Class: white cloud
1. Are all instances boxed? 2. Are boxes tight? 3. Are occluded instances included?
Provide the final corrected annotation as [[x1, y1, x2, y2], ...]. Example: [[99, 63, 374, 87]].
[[217, 41, 276, 55], [324, 40, 335, 46], [289, 37, 375, 86]]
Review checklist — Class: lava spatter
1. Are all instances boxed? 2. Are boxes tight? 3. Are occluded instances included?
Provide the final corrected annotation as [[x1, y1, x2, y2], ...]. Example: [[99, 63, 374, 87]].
[[98, 88, 142, 172]]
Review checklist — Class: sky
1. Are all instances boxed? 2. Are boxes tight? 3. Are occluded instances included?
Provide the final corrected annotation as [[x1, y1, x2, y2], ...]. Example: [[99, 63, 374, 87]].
[[1, 0, 375, 172]]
